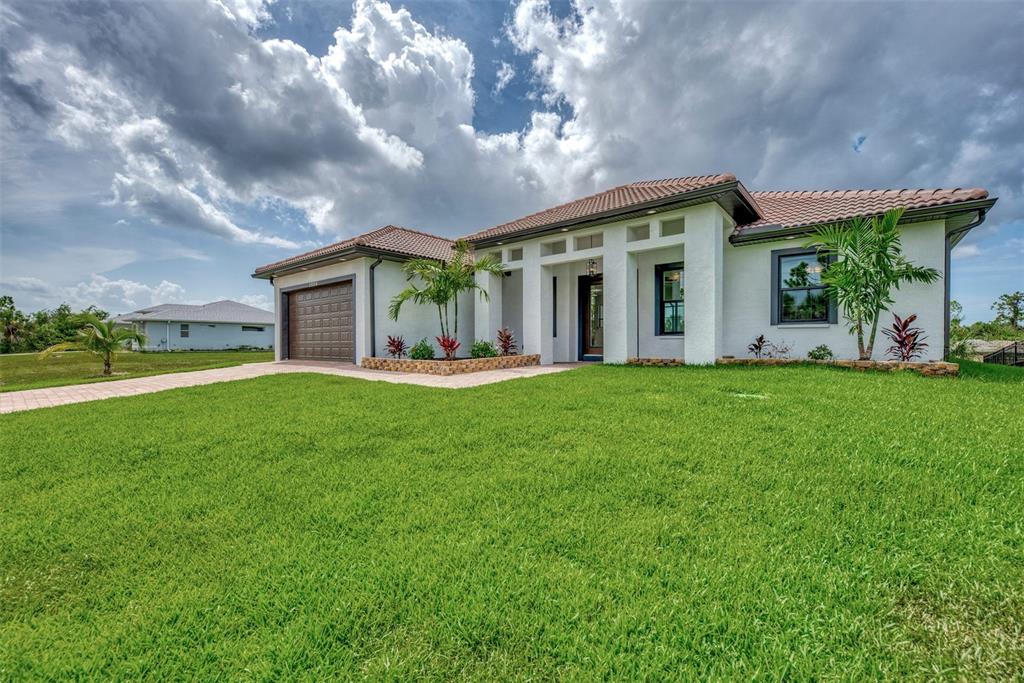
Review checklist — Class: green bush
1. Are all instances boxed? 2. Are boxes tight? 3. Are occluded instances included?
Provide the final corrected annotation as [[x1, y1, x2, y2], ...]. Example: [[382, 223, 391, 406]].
[[410, 338, 434, 360], [807, 344, 834, 361], [470, 340, 498, 358]]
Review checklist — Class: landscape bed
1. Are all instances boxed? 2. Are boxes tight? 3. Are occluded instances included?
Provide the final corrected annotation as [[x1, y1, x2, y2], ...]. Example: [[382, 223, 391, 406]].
[[361, 353, 540, 375], [0, 349, 274, 393], [1, 360, 1021, 678]]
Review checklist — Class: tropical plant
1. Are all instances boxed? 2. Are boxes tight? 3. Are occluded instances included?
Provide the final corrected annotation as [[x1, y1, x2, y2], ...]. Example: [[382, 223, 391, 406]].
[[992, 291, 1023, 330], [410, 338, 434, 360], [38, 313, 146, 375], [385, 335, 408, 359], [470, 340, 498, 358], [807, 344, 834, 361], [883, 313, 928, 361], [807, 207, 940, 360], [496, 327, 518, 356], [389, 241, 505, 339], [436, 335, 460, 361], [748, 334, 768, 359], [765, 340, 792, 359]]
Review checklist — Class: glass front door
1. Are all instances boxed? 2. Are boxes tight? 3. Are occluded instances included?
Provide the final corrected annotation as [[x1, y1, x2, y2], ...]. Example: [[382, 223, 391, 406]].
[[581, 276, 603, 357]]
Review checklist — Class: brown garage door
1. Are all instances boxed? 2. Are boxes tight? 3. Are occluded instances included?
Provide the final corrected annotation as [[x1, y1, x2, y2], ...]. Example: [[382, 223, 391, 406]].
[[287, 281, 354, 361]]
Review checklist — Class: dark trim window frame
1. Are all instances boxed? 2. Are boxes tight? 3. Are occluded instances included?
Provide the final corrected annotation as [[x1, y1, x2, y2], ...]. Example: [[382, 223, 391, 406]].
[[655, 261, 685, 336], [241, 325, 265, 332], [552, 276, 558, 338], [179, 323, 190, 338], [770, 247, 838, 325]]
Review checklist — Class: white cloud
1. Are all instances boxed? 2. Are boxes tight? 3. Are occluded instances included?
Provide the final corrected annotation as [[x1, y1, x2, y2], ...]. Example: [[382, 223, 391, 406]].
[[63, 275, 187, 311], [235, 293, 273, 311], [952, 243, 981, 259], [493, 61, 516, 97]]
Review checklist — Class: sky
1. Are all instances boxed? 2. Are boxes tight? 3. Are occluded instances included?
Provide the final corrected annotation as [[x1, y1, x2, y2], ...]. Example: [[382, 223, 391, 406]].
[[1, 0, 1021, 322]]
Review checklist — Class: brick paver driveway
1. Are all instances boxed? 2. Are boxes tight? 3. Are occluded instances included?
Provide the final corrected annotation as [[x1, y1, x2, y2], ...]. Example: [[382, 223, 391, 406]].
[[0, 361, 579, 414]]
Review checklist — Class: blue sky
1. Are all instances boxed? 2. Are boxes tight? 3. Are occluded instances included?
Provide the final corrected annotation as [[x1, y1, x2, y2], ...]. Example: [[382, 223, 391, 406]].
[[1, 0, 1020, 322]]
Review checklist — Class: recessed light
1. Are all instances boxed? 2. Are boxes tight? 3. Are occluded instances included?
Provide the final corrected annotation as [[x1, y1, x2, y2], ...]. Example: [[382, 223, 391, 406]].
[[496, 242, 503, 245], [646, 209, 656, 214], [560, 228, 569, 232]]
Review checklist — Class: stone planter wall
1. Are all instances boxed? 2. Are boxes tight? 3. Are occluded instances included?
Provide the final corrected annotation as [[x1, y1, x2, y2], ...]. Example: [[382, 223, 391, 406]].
[[626, 358, 685, 367], [361, 354, 540, 376], [717, 357, 959, 377]]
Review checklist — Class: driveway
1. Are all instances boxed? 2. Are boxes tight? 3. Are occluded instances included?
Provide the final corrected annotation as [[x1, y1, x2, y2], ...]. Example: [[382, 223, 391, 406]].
[[0, 361, 579, 414]]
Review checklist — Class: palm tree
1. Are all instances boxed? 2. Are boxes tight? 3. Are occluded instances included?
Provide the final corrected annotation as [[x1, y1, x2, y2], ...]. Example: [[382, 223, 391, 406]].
[[39, 313, 146, 375], [808, 207, 939, 360], [389, 240, 504, 338]]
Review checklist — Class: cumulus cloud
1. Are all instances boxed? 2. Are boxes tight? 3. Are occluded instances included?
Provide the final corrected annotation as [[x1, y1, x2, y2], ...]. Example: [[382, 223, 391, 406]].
[[2, 274, 187, 312], [235, 293, 273, 311], [1, 0, 1021, 254]]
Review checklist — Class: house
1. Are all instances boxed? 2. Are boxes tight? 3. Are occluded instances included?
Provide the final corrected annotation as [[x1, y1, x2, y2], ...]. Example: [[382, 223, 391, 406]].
[[115, 300, 274, 351], [252, 174, 996, 365]]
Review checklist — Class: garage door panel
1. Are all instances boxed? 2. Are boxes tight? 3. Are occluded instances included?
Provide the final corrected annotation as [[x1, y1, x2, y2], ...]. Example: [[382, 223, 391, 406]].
[[288, 281, 354, 361]]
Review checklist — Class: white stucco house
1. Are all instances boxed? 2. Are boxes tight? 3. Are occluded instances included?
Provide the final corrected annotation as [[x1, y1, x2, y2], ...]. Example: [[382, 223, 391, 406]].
[[115, 300, 274, 351], [252, 174, 996, 365]]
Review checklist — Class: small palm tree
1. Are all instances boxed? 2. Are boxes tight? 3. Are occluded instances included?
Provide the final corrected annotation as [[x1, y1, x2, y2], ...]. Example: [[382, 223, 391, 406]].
[[389, 240, 504, 338], [39, 313, 146, 375], [808, 207, 939, 360]]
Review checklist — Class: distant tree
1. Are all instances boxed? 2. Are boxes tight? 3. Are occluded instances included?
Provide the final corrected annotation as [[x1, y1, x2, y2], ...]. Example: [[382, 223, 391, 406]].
[[992, 291, 1023, 330], [39, 313, 145, 375]]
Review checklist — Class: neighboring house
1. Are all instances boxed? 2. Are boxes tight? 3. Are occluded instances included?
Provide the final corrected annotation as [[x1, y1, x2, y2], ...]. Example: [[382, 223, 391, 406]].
[[253, 174, 996, 365], [115, 300, 274, 351]]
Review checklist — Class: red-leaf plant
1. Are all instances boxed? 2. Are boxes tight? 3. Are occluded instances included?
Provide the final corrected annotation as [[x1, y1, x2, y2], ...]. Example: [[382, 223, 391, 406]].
[[747, 334, 768, 359], [436, 335, 461, 361], [883, 313, 928, 361], [385, 335, 408, 359], [496, 327, 518, 356]]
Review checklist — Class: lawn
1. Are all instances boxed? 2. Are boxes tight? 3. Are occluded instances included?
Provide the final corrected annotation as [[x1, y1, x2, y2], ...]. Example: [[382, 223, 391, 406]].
[[1, 362, 1021, 679], [0, 349, 274, 392]]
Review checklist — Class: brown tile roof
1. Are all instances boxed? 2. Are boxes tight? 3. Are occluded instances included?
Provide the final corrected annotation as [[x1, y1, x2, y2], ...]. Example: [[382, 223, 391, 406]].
[[738, 187, 991, 233], [462, 174, 740, 242], [253, 225, 454, 276]]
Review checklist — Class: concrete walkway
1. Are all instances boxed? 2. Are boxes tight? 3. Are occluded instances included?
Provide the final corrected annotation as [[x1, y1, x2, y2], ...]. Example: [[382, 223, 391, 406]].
[[0, 361, 580, 414]]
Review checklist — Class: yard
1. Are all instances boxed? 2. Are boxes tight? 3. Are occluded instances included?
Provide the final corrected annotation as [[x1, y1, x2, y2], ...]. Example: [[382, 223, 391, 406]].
[[1, 362, 1021, 678], [0, 349, 274, 392]]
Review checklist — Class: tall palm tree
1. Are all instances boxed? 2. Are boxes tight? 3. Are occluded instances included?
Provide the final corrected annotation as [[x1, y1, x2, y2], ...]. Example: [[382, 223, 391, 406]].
[[808, 207, 939, 360], [389, 240, 504, 338], [39, 313, 146, 375]]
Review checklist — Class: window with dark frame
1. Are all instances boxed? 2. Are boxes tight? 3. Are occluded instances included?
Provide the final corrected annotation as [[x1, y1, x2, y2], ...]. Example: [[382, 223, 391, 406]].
[[242, 326, 265, 332], [552, 276, 557, 337], [771, 249, 835, 324], [180, 323, 190, 338], [655, 262, 684, 335]]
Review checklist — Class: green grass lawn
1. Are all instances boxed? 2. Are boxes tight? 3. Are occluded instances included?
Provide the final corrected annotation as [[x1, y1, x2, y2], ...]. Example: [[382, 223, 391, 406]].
[[0, 349, 274, 392], [2, 362, 1022, 679]]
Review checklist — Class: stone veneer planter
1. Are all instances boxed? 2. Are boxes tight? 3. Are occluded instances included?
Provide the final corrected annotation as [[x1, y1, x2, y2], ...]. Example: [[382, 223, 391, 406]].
[[627, 358, 685, 367], [717, 357, 959, 377], [361, 354, 540, 376]]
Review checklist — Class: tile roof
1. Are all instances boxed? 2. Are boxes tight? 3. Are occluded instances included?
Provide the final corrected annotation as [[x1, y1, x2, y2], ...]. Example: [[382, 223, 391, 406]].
[[738, 187, 991, 233], [253, 225, 455, 276], [462, 174, 739, 242], [115, 300, 274, 324]]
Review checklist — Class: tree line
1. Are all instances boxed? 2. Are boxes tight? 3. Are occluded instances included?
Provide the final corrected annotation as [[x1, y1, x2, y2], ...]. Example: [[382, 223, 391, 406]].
[[0, 296, 110, 354]]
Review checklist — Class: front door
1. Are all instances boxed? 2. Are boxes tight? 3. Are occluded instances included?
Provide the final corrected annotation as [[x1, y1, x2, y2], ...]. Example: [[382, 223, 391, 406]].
[[580, 275, 603, 359]]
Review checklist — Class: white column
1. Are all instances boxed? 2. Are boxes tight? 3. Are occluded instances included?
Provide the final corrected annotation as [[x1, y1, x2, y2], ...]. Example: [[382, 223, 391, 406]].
[[521, 243, 554, 364], [474, 270, 503, 346], [603, 224, 638, 363], [684, 205, 724, 364]]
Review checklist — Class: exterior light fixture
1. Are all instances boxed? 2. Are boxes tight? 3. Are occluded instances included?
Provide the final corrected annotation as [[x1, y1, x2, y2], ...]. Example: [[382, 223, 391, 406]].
[[646, 209, 657, 214], [586, 259, 598, 276], [561, 228, 569, 231]]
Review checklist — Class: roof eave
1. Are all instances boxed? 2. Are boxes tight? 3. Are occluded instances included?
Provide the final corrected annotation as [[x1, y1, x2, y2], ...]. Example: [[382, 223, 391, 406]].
[[252, 245, 442, 280], [465, 181, 762, 248], [727, 197, 998, 246]]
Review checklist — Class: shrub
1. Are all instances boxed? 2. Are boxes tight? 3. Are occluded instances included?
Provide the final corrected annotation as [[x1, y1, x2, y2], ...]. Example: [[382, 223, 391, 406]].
[[410, 338, 434, 360], [807, 344, 834, 361], [765, 340, 792, 359], [883, 313, 928, 361], [385, 335, 408, 359], [497, 327, 518, 356], [748, 334, 768, 359], [436, 335, 461, 361], [471, 340, 498, 358]]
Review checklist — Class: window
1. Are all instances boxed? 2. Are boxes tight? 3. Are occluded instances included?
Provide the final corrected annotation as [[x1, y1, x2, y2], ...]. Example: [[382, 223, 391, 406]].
[[656, 262, 684, 335], [179, 323, 190, 338], [771, 248, 836, 324], [508, 247, 523, 261], [575, 233, 603, 250], [552, 276, 558, 337], [628, 224, 650, 242], [242, 326, 265, 332], [542, 239, 566, 256], [661, 218, 685, 237]]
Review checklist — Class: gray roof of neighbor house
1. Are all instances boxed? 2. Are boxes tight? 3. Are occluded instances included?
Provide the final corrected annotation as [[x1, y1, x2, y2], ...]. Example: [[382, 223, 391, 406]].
[[252, 225, 454, 278], [115, 300, 274, 325]]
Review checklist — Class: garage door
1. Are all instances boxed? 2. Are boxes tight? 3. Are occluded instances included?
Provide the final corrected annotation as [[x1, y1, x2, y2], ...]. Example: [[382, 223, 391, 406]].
[[287, 281, 354, 361]]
